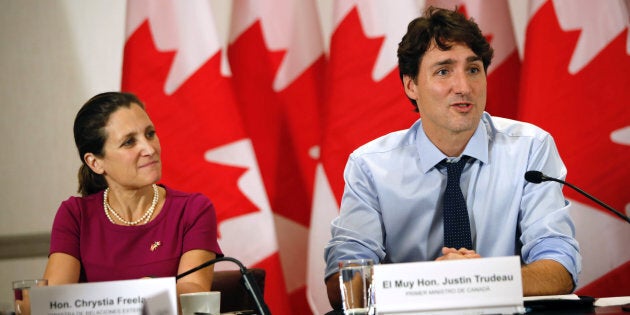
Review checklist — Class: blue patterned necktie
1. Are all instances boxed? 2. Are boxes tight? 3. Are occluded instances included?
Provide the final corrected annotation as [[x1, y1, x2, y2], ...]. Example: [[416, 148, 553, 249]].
[[442, 156, 473, 249]]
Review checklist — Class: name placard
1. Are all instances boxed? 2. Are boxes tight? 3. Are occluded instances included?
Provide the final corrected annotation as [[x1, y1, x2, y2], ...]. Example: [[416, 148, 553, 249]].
[[373, 256, 524, 314], [30, 277, 177, 315]]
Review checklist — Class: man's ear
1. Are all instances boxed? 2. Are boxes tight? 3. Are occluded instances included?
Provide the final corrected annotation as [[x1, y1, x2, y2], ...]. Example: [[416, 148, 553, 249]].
[[402, 75, 418, 101], [84, 153, 105, 175]]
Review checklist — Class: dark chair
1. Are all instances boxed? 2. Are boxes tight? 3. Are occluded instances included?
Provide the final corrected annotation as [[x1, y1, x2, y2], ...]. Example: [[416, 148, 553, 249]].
[[211, 268, 266, 313]]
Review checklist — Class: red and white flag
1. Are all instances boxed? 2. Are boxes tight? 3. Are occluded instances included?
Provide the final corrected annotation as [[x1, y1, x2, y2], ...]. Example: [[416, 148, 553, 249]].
[[309, 1, 421, 312], [320, 0, 420, 206], [518, 0, 630, 296], [227, 1, 325, 313], [121, 0, 288, 312], [120, 1, 630, 313], [427, 0, 521, 118]]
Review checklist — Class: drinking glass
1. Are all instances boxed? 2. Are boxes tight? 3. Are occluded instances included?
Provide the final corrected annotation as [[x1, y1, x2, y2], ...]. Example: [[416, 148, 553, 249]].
[[12, 279, 47, 315], [339, 259, 374, 315]]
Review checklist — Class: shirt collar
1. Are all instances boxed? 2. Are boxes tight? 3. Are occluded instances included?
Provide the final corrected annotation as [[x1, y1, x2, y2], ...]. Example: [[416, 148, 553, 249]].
[[416, 113, 491, 173]]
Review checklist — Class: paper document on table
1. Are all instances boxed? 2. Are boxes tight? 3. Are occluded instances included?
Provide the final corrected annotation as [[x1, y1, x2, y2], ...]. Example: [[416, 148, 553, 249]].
[[523, 294, 580, 301], [594, 296, 630, 307]]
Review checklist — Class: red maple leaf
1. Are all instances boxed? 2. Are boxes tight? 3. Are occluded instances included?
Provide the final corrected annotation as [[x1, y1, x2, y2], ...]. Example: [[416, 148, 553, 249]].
[[518, 2, 630, 297], [518, 2, 630, 214], [121, 21, 259, 225], [228, 21, 323, 227], [122, 22, 297, 314], [321, 7, 418, 201]]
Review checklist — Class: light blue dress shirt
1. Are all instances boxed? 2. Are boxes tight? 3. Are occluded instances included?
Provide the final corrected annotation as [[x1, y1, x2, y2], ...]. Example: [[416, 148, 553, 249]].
[[324, 112, 581, 285]]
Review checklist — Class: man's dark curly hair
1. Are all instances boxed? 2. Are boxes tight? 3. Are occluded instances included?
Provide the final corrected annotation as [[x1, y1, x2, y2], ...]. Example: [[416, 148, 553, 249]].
[[397, 6, 494, 111]]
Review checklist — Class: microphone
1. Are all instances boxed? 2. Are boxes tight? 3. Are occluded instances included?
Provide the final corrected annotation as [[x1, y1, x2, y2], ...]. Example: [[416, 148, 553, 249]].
[[176, 256, 271, 315], [524, 171, 630, 224]]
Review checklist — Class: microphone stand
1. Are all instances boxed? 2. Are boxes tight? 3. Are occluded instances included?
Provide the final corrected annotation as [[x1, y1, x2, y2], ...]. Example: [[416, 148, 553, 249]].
[[176, 256, 271, 315], [527, 172, 630, 224]]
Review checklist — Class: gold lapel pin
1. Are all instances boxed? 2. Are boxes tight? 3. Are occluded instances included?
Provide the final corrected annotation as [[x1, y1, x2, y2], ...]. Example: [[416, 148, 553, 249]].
[[150, 241, 161, 252]]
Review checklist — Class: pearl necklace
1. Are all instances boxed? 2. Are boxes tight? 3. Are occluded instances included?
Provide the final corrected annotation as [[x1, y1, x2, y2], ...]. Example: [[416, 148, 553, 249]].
[[103, 184, 159, 225]]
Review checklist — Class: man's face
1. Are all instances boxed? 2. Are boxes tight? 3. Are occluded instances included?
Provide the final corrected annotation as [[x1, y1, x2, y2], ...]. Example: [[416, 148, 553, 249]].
[[404, 41, 487, 144]]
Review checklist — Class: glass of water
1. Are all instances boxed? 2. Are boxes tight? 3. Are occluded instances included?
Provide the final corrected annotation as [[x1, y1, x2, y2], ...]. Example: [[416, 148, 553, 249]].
[[339, 259, 374, 315], [12, 279, 47, 315]]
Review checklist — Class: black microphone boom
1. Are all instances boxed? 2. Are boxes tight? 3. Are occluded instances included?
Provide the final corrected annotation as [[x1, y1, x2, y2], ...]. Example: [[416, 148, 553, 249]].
[[524, 171, 630, 224], [176, 256, 271, 315], [524, 170, 546, 183]]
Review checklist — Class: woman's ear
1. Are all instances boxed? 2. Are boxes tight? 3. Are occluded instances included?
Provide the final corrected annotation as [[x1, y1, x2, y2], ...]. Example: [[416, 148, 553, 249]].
[[403, 75, 418, 101], [84, 153, 104, 175]]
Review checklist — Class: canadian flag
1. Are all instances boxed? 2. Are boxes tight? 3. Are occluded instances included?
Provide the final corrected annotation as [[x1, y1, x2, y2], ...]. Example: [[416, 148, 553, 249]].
[[518, 0, 630, 296], [309, 1, 421, 313], [227, 0, 325, 313], [120, 1, 630, 314], [121, 0, 291, 313]]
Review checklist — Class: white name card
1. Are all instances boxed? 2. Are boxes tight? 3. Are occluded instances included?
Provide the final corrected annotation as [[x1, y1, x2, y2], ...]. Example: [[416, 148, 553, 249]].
[[30, 277, 177, 315], [373, 256, 524, 315]]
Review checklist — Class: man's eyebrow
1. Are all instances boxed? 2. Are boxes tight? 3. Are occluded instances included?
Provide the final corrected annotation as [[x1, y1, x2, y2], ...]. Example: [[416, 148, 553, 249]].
[[467, 55, 482, 63], [432, 55, 482, 67], [433, 58, 455, 67]]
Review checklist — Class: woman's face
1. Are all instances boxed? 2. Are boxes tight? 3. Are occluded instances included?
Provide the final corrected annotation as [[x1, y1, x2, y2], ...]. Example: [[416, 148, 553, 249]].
[[88, 103, 162, 190]]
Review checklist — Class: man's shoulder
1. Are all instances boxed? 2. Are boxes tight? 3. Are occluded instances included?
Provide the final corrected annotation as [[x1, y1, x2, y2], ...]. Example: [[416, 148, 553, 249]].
[[485, 114, 551, 141], [351, 121, 419, 158]]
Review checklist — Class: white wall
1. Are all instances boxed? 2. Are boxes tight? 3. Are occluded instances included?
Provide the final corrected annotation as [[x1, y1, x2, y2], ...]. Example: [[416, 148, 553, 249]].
[[0, 0, 528, 309], [0, 0, 127, 309]]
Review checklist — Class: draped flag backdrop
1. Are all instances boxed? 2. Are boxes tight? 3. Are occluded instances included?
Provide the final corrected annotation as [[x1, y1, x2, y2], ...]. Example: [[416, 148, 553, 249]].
[[121, 0, 630, 313], [518, 0, 630, 297]]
